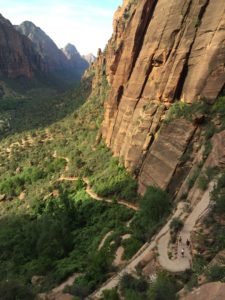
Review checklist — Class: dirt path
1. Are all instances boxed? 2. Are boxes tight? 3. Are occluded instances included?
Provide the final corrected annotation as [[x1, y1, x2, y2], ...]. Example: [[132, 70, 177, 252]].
[[52, 155, 139, 212], [113, 246, 125, 267], [83, 177, 139, 211], [52, 274, 81, 294], [38, 273, 81, 300], [98, 231, 113, 251], [58, 176, 79, 181]]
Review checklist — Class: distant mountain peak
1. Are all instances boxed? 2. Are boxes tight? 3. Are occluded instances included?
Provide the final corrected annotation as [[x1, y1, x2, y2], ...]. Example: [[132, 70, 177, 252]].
[[16, 21, 68, 71], [19, 20, 36, 28], [62, 43, 79, 59], [0, 13, 89, 89], [17, 21, 54, 45], [0, 13, 12, 26]]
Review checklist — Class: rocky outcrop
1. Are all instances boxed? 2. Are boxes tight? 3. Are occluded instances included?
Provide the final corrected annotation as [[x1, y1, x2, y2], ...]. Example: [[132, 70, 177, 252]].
[[181, 282, 225, 300], [97, 0, 225, 193], [204, 129, 225, 169], [138, 119, 196, 194], [0, 14, 43, 79]]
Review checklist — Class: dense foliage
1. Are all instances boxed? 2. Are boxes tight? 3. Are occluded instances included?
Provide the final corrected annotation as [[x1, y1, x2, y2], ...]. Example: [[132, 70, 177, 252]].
[[0, 186, 134, 295], [132, 186, 172, 241]]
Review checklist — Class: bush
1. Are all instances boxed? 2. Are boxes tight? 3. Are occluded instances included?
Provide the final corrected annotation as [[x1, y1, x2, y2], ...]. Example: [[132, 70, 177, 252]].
[[188, 168, 201, 190], [140, 186, 171, 224], [211, 173, 225, 214], [122, 238, 143, 260], [0, 280, 35, 300], [120, 274, 148, 294], [132, 186, 172, 241], [206, 265, 225, 282], [165, 101, 209, 123], [204, 123, 215, 139], [147, 272, 178, 300], [197, 175, 208, 191], [100, 288, 120, 300], [170, 217, 184, 233]]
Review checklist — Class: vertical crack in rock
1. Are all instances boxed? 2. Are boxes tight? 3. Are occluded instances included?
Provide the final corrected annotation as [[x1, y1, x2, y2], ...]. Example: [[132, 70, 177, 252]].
[[127, 0, 158, 82], [174, 0, 210, 99], [116, 85, 124, 107]]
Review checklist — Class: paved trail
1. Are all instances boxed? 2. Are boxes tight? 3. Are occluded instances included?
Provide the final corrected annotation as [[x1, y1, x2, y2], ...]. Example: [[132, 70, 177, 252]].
[[90, 183, 214, 299], [158, 182, 214, 272]]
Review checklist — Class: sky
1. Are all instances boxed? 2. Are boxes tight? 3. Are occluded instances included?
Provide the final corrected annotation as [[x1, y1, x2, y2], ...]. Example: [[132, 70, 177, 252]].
[[0, 0, 122, 55]]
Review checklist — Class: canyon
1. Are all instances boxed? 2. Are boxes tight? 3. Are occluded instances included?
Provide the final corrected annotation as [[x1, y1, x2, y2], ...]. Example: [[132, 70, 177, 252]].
[[0, 0, 225, 299]]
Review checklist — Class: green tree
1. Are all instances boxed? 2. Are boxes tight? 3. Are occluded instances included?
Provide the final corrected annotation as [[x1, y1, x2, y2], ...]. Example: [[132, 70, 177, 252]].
[[147, 272, 178, 300]]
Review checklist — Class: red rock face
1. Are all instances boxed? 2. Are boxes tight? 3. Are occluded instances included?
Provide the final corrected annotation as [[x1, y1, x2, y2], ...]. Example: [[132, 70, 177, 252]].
[[181, 282, 225, 300], [98, 0, 225, 193], [0, 15, 43, 79]]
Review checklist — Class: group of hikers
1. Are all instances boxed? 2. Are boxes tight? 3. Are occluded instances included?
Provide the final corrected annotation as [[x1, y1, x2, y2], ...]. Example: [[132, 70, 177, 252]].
[[179, 236, 190, 257]]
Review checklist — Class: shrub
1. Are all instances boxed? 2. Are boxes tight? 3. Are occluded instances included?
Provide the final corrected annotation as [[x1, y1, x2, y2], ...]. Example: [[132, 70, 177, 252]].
[[140, 186, 172, 224], [120, 274, 148, 294], [132, 186, 172, 241], [170, 217, 184, 233], [197, 175, 208, 191], [188, 168, 201, 190], [100, 288, 120, 300], [147, 272, 178, 300], [122, 237, 143, 260], [0, 280, 35, 300], [165, 101, 209, 123], [206, 265, 225, 282], [204, 123, 215, 139], [211, 173, 225, 214]]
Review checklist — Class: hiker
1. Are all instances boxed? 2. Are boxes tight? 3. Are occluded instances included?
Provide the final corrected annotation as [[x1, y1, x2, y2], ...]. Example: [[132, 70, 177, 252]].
[[179, 236, 182, 243], [186, 239, 190, 247], [181, 248, 184, 257]]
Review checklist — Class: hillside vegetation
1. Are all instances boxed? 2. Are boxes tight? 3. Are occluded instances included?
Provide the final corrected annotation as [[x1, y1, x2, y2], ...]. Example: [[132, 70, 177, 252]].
[[0, 68, 153, 298]]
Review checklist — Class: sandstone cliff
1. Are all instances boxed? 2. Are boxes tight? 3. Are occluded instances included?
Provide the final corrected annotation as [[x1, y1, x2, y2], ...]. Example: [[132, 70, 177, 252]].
[[95, 0, 225, 194]]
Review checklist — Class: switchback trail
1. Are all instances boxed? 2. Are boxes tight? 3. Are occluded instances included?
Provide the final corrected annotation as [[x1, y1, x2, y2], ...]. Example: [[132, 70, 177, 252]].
[[90, 183, 214, 299], [54, 152, 139, 211]]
